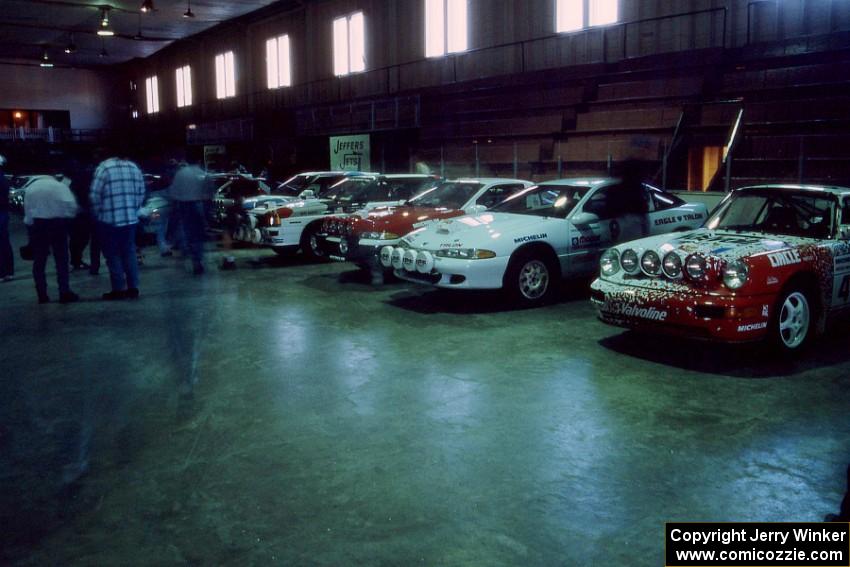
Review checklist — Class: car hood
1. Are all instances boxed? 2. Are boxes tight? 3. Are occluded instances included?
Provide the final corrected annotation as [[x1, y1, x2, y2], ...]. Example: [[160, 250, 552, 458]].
[[243, 195, 299, 210], [354, 206, 464, 235], [403, 212, 559, 252], [616, 228, 818, 262]]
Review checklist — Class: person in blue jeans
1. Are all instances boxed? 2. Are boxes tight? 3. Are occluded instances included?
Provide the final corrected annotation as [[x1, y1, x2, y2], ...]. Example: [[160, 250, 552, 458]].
[[89, 153, 146, 300], [0, 155, 13, 282], [168, 157, 212, 275], [23, 176, 80, 303]]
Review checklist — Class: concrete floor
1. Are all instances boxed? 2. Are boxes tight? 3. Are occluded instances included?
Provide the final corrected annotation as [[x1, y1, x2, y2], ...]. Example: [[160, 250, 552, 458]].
[[1, 216, 848, 566]]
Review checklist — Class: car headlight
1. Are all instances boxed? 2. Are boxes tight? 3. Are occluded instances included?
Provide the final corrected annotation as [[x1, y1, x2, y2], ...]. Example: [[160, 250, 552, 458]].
[[620, 249, 639, 274], [662, 252, 682, 279], [641, 250, 661, 276], [685, 254, 707, 280], [723, 259, 749, 290], [434, 248, 496, 260], [600, 249, 620, 277], [360, 231, 400, 240]]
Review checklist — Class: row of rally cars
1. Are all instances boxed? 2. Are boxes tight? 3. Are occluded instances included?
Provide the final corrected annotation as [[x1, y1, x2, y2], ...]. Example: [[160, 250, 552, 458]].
[[225, 170, 850, 353]]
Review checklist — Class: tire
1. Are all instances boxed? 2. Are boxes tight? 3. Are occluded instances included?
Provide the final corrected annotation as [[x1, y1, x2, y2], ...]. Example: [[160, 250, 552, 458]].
[[300, 224, 325, 260], [503, 249, 558, 306], [770, 286, 814, 352]]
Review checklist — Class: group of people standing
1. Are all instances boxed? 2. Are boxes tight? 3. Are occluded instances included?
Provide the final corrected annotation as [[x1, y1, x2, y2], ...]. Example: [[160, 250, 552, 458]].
[[0, 150, 213, 304]]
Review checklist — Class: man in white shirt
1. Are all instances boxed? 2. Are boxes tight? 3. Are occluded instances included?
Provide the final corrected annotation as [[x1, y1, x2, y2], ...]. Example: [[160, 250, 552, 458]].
[[23, 176, 80, 304]]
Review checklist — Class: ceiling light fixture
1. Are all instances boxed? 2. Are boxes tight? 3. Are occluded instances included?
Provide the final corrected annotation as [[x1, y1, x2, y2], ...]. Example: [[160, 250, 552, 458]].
[[183, 0, 194, 18], [97, 6, 114, 36], [140, 0, 154, 13]]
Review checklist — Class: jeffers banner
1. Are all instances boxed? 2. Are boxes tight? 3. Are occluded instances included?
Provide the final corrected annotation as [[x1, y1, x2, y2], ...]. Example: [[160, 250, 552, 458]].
[[329, 134, 370, 172], [666, 523, 849, 566]]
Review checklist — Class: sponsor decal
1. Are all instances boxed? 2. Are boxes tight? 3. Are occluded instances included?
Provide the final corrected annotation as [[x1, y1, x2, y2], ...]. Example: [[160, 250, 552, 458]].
[[767, 250, 802, 268], [439, 241, 463, 248], [654, 213, 704, 226], [572, 234, 602, 248], [762, 305, 770, 318], [738, 322, 768, 332], [677, 233, 762, 246], [766, 276, 780, 285], [606, 302, 668, 321], [514, 233, 548, 244]]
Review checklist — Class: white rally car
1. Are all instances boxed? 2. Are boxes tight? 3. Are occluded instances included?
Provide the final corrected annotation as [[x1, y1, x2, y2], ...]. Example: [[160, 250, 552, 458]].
[[243, 174, 440, 258], [383, 178, 709, 305]]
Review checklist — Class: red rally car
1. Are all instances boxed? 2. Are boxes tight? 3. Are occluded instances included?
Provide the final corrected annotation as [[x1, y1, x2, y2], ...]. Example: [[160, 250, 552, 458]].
[[317, 178, 531, 276], [590, 185, 850, 351]]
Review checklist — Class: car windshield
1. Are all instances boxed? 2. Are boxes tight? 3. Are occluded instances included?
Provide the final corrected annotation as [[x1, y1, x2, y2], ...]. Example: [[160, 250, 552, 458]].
[[409, 182, 482, 209], [279, 174, 311, 193], [706, 189, 836, 239], [490, 184, 590, 218], [324, 177, 377, 200]]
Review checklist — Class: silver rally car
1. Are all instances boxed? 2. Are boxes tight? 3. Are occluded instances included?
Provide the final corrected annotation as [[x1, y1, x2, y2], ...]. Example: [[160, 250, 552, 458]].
[[385, 178, 709, 305]]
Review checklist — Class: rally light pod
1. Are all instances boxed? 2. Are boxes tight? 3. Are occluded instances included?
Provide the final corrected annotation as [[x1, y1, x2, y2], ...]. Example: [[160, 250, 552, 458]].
[[380, 246, 394, 267], [391, 248, 404, 270], [402, 249, 417, 271], [415, 251, 434, 273]]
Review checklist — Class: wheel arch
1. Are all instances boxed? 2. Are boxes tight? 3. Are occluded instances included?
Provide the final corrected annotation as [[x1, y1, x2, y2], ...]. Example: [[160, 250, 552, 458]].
[[780, 270, 825, 334], [509, 242, 562, 277]]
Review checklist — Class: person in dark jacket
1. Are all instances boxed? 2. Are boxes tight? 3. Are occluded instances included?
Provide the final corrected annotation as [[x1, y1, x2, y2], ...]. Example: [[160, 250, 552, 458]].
[[0, 155, 13, 282], [67, 158, 98, 271]]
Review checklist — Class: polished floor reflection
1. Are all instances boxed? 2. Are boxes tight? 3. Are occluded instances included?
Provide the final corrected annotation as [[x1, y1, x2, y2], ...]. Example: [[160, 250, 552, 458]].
[[1, 218, 848, 565]]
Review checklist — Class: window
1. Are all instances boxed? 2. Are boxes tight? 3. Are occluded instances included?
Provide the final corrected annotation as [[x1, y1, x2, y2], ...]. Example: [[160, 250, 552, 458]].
[[215, 51, 236, 99], [477, 184, 525, 209], [333, 12, 365, 76], [589, 0, 618, 26], [144, 75, 159, 114], [556, 0, 618, 33], [425, 0, 468, 58], [266, 34, 292, 89], [176, 65, 192, 107]]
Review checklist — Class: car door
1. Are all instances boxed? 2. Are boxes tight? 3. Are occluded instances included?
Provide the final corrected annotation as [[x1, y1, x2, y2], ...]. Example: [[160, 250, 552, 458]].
[[566, 186, 616, 275], [831, 198, 850, 312], [645, 188, 694, 235]]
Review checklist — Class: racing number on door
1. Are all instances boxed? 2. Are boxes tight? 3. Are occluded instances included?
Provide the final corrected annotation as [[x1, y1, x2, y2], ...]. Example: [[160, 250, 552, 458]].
[[833, 254, 850, 308]]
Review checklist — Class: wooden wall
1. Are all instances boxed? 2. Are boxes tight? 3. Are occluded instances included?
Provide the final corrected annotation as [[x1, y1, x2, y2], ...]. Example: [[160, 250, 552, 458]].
[[127, 0, 849, 125]]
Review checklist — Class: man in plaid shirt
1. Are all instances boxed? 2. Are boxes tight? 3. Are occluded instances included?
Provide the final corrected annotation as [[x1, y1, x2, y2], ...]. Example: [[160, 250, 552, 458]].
[[90, 154, 146, 300]]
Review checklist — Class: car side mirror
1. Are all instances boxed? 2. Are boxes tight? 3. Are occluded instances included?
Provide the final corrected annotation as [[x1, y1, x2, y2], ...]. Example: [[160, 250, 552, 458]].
[[469, 204, 487, 215], [299, 189, 316, 199], [572, 211, 600, 226]]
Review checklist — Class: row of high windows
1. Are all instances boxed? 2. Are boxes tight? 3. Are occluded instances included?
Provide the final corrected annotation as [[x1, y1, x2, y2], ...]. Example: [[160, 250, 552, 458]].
[[139, 0, 618, 115]]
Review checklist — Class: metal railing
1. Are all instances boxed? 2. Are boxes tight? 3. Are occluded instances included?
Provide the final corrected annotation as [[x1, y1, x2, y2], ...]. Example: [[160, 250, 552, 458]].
[[154, 6, 729, 129], [0, 127, 109, 144]]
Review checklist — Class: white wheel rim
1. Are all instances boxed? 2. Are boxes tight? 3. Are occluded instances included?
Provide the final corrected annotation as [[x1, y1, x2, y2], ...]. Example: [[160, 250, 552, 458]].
[[779, 291, 810, 349], [518, 260, 549, 300]]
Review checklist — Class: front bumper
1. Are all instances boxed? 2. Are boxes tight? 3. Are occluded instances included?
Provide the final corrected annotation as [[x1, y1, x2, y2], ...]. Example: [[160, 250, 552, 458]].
[[320, 235, 399, 267], [589, 278, 776, 342], [391, 251, 509, 290]]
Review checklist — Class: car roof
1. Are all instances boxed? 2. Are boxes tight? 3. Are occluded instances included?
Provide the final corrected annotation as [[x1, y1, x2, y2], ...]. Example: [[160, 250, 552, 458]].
[[449, 177, 530, 185], [737, 184, 850, 197], [538, 177, 617, 187]]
